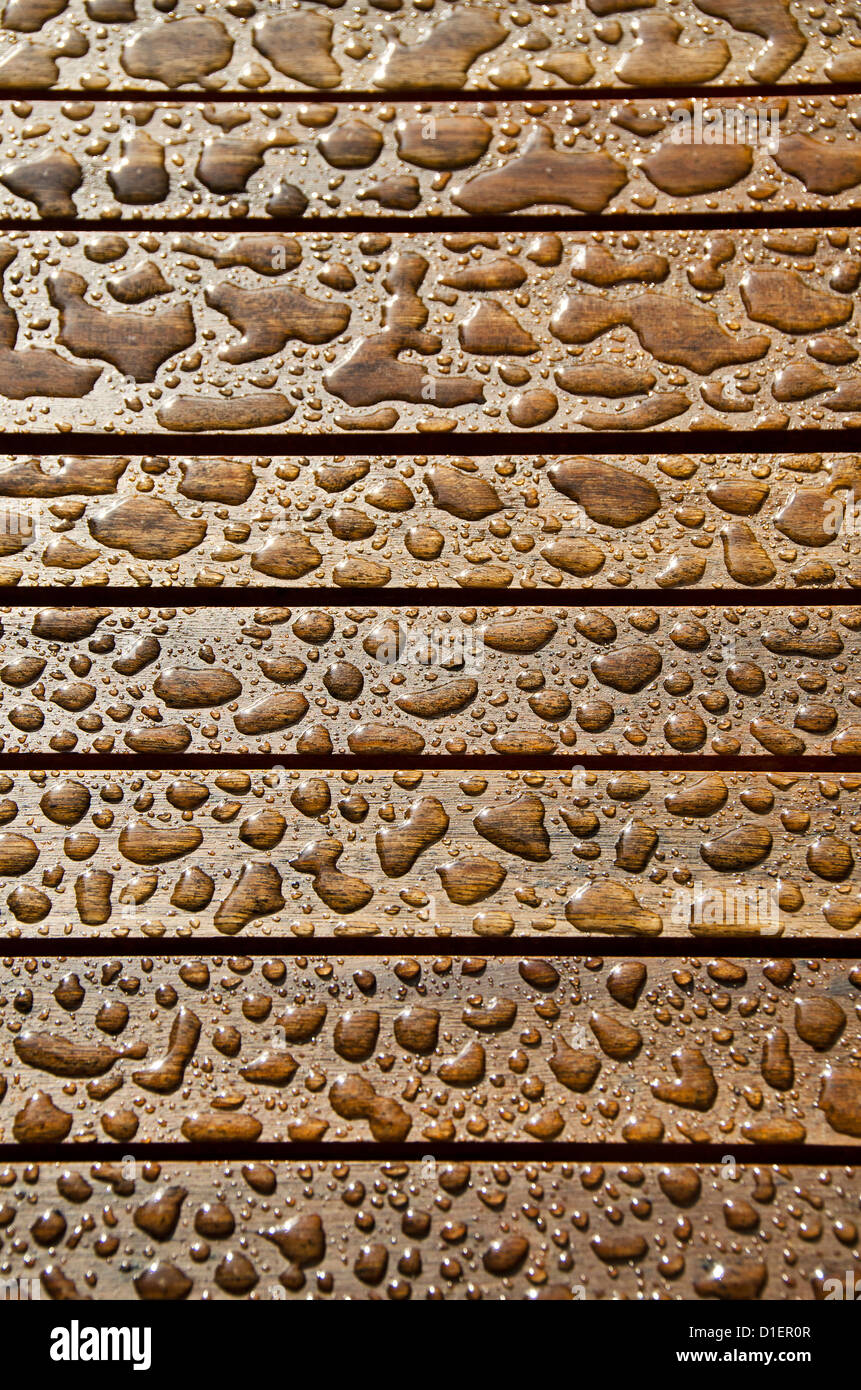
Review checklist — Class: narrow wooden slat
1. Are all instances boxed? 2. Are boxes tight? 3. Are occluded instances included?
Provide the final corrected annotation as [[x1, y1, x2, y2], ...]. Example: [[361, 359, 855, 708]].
[[1, 954, 859, 1146], [2, 0, 857, 1320], [0, 0, 849, 95], [1, 97, 861, 221], [1, 602, 859, 757], [1, 768, 859, 940], [0, 1159, 857, 1301], [1, 451, 860, 590], [0, 229, 859, 434]]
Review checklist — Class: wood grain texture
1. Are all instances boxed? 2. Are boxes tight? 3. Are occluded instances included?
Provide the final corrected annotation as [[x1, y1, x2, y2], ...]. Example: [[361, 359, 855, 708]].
[[0, 0, 849, 95], [0, 229, 861, 434], [2, 954, 859, 1146], [1, 1159, 858, 1301], [2, 451, 860, 591], [2, 97, 861, 221], [1, 769, 860, 940], [1, 602, 860, 757]]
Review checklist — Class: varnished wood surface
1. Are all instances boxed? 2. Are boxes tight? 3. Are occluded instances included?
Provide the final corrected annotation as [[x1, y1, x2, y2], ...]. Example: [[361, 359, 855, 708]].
[[1, 954, 859, 1146], [1, 0, 859, 1320], [0, 769, 859, 940], [2, 98, 861, 221], [1, 451, 860, 591], [0, 1159, 857, 1301], [0, 0, 849, 95], [0, 229, 860, 434], [1, 602, 859, 757]]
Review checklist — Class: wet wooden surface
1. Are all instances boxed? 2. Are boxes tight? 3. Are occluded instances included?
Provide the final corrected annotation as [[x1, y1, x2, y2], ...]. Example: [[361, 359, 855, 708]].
[[2, 451, 861, 591], [1, 954, 859, 1146], [0, 229, 861, 434], [1, 0, 859, 1316], [0, 768, 859, 941], [3, 97, 861, 221], [1, 602, 860, 757], [0, 1158, 857, 1301], [0, 0, 850, 95]]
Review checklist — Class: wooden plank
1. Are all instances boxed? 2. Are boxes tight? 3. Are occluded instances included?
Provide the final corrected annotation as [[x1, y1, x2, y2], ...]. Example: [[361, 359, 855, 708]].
[[1, 451, 860, 591], [0, 0, 849, 96], [1, 769, 859, 940], [2, 97, 861, 222], [0, 1158, 857, 1301], [0, 229, 860, 435], [1, 602, 860, 757], [1, 954, 859, 1146]]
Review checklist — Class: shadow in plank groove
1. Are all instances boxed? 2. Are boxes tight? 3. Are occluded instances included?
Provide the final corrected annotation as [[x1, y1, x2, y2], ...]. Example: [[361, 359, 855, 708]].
[[1, 211, 861, 235], [1, 937, 860, 959], [0, 588, 856, 608], [0, 429, 858, 456], [0, 754, 858, 773]]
